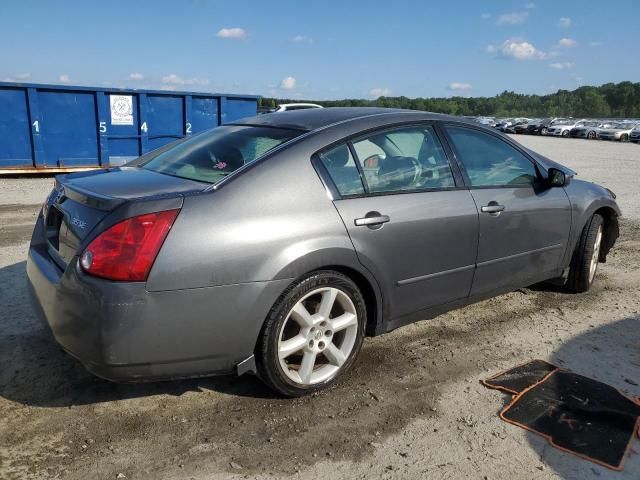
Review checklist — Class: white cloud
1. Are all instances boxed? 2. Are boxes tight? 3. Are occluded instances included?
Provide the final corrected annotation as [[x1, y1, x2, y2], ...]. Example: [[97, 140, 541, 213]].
[[161, 73, 209, 86], [279, 76, 296, 90], [558, 17, 572, 28], [549, 62, 575, 70], [525, 2, 536, 8], [129, 72, 144, 81], [555, 37, 577, 48], [480, 13, 491, 19], [487, 39, 546, 60], [448, 82, 473, 91], [4, 72, 31, 82], [58, 74, 70, 83], [369, 87, 391, 98], [216, 27, 247, 40], [497, 12, 528, 25], [292, 34, 313, 44]]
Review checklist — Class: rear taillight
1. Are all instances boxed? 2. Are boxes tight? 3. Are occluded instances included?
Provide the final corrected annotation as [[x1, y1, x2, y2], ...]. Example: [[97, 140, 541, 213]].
[[80, 209, 180, 281]]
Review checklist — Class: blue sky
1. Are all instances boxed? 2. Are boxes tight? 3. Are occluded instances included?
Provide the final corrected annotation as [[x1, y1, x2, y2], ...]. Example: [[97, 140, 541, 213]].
[[1, 0, 638, 99]]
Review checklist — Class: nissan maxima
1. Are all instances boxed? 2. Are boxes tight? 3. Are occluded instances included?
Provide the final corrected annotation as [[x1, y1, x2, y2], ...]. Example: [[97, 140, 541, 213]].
[[27, 108, 620, 396]]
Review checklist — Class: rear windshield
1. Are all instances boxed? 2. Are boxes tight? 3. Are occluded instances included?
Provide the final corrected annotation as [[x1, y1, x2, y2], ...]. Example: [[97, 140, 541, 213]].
[[140, 125, 302, 183]]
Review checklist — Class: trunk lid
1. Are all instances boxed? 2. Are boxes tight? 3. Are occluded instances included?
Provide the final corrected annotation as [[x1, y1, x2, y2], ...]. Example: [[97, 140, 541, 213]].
[[44, 167, 205, 266]]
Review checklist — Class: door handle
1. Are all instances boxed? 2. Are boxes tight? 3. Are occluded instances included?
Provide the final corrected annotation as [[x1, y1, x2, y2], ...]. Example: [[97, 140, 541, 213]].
[[481, 203, 505, 215], [354, 214, 390, 227]]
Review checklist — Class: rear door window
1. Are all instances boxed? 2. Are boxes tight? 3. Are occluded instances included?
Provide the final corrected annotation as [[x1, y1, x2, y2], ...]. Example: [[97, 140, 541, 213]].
[[318, 144, 365, 196], [351, 125, 455, 193]]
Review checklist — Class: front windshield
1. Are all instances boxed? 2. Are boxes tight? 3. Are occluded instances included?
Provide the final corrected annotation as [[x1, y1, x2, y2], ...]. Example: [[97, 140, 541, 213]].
[[140, 125, 302, 183]]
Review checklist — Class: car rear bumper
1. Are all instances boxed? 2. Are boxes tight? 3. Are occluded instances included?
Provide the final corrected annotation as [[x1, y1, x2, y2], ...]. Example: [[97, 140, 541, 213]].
[[27, 223, 291, 382]]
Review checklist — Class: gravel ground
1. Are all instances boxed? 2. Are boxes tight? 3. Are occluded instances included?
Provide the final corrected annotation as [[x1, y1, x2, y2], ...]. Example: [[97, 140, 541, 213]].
[[0, 136, 639, 480]]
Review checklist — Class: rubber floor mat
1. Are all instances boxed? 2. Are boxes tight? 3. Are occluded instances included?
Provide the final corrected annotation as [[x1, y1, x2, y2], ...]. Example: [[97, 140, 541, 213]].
[[482, 359, 557, 394], [500, 369, 640, 470]]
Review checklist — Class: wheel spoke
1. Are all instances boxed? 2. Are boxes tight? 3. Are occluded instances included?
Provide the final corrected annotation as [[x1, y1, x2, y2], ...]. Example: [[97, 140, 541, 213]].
[[298, 351, 317, 384], [331, 312, 357, 332], [324, 343, 346, 366], [290, 303, 314, 328], [318, 288, 338, 318], [278, 335, 307, 359]]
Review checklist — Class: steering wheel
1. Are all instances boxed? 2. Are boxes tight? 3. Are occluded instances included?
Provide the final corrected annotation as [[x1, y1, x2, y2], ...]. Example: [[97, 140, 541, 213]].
[[408, 156, 422, 186]]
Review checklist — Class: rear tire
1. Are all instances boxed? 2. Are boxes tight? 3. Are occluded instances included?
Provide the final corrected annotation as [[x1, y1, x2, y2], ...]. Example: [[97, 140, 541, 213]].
[[566, 214, 604, 293], [562, 130, 570, 137], [256, 270, 366, 396], [587, 130, 597, 140], [620, 133, 629, 142]]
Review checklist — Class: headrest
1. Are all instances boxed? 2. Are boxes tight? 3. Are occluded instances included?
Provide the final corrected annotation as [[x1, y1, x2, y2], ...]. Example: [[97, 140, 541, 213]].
[[323, 145, 350, 168]]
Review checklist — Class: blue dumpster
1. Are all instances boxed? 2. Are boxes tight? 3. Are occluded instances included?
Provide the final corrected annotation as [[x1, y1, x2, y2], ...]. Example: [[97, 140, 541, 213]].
[[0, 82, 259, 173]]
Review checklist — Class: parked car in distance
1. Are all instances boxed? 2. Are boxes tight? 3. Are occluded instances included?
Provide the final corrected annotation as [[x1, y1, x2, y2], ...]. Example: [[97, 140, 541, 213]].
[[570, 120, 603, 139], [275, 103, 323, 112], [526, 118, 567, 136], [630, 127, 640, 143], [494, 118, 514, 132], [598, 122, 639, 142], [475, 117, 497, 128], [508, 119, 532, 134], [27, 108, 620, 396], [545, 119, 586, 137]]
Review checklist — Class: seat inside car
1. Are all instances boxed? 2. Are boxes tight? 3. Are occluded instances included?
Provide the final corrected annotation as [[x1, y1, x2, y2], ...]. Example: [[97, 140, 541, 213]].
[[321, 144, 363, 195]]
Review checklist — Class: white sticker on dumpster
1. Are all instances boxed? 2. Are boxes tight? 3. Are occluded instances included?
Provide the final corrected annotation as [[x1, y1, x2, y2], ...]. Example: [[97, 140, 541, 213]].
[[110, 95, 133, 125]]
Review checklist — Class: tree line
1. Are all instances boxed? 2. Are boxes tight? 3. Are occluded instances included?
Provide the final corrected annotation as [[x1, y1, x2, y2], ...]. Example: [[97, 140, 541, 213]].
[[260, 81, 640, 119]]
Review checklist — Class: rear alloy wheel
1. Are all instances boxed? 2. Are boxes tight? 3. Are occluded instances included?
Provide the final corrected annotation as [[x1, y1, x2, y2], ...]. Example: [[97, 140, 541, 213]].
[[567, 214, 604, 293], [562, 130, 570, 137], [540, 127, 548, 135], [587, 130, 597, 140], [256, 271, 366, 396]]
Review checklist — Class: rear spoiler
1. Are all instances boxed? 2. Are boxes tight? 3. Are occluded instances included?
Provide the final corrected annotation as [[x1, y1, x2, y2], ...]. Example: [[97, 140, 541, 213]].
[[55, 176, 126, 211]]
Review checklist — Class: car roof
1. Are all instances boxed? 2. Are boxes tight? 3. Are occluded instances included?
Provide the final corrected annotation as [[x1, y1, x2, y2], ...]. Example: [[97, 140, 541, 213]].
[[230, 107, 460, 132]]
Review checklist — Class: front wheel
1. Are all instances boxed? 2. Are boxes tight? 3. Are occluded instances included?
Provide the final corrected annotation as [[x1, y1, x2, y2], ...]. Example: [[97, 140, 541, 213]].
[[587, 130, 597, 140], [566, 214, 604, 293], [256, 271, 366, 396], [620, 133, 629, 142], [562, 130, 570, 137]]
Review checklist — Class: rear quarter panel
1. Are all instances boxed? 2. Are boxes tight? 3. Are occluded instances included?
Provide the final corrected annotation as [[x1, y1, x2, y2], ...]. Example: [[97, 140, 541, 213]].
[[146, 138, 359, 292]]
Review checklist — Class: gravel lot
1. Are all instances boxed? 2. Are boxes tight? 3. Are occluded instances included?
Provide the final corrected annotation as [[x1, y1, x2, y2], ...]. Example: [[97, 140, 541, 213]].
[[1, 136, 639, 480]]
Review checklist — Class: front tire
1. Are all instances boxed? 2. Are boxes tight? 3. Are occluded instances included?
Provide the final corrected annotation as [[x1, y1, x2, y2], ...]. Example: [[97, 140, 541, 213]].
[[562, 130, 570, 137], [256, 271, 366, 396], [566, 214, 604, 293], [620, 133, 629, 142]]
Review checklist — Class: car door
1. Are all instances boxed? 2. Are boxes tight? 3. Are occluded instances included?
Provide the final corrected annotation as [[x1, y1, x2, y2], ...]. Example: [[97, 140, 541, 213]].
[[441, 124, 572, 297], [314, 124, 479, 323]]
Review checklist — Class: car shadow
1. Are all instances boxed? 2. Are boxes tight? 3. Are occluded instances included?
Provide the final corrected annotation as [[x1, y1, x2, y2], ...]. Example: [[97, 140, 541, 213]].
[[0, 261, 277, 407], [525, 316, 640, 478]]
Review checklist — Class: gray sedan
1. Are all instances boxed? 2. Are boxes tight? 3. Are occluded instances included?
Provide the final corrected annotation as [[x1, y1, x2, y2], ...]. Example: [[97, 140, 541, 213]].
[[27, 108, 620, 396]]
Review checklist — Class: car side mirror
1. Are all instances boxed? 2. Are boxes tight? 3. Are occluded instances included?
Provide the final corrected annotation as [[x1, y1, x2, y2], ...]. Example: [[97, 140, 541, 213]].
[[548, 168, 566, 187]]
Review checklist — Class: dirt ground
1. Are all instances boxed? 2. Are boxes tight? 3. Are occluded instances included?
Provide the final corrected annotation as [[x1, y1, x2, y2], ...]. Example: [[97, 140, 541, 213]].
[[1, 136, 639, 480]]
